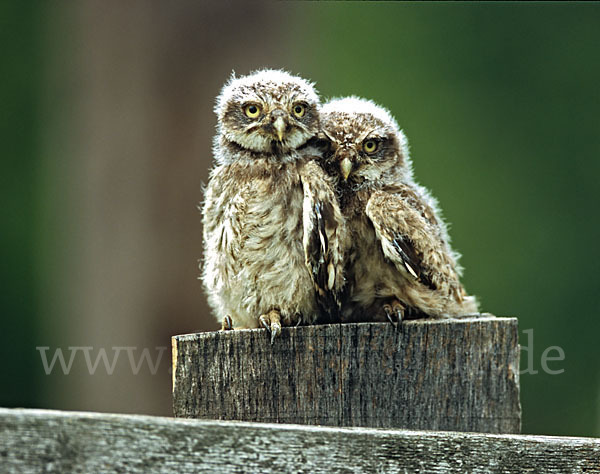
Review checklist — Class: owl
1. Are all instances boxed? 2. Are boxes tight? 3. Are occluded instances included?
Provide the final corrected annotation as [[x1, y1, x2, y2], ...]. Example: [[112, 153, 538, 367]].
[[317, 97, 479, 324], [202, 69, 346, 341]]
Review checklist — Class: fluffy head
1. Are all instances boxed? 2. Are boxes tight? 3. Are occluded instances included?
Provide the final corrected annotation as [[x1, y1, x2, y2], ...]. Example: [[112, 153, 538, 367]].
[[319, 97, 412, 187], [215, 69, 320, 156]]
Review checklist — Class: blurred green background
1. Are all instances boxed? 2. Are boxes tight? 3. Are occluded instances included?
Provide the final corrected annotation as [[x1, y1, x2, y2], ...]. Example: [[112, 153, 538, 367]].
[[2, 1, 599, 436]]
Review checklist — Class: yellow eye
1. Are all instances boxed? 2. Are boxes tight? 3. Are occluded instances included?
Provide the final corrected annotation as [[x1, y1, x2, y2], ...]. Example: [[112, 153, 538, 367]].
[[292, 103, 306, 118], [244, 104, 261, 118], [363, 139, 378, 153]]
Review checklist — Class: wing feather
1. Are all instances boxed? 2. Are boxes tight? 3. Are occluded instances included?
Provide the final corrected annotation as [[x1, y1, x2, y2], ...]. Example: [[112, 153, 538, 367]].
[[366, 187, 438, 291], [301, 161, 346, 323]]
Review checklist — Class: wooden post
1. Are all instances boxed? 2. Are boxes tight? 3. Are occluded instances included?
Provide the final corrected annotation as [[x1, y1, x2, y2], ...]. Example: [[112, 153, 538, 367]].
[[172, 316, 520, 433]]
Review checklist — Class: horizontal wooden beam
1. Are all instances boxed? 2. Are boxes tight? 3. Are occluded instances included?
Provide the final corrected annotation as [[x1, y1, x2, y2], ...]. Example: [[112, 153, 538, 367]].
[[172, 317, 521, 433], [1, 408, 599, 473]]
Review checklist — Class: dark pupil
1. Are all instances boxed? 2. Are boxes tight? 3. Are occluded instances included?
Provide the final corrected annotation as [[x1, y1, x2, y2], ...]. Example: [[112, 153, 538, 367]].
[[295, 106, 302, 113], [248, 106, 257, 114], [367, 141, 374, 149]]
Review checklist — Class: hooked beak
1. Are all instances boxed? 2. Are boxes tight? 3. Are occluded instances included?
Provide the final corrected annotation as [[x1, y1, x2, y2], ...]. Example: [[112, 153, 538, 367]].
[[273, 117, 286, 142], [340, 157, 353, 180]]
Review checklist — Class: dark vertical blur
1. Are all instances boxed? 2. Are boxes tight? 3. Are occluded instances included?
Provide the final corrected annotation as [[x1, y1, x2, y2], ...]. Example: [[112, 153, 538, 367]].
[[2, 1, 599, 436], [0, 0, 42, 408]]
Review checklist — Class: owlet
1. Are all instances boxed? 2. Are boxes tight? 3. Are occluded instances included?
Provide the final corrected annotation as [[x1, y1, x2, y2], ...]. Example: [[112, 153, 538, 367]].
[[318, 97, 479, 323], [202, 70, 346, 341]]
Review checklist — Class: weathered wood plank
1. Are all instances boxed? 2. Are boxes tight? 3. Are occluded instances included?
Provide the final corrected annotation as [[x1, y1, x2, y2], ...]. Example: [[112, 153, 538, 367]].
[[172, 317, 521, 433], [1, 408, 599, 473]]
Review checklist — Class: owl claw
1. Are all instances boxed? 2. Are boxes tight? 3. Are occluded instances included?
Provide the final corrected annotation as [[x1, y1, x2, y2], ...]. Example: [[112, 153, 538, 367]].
[[259, 309, 282, 344], [383, 300, 405, 330], [270, 322, 281, 344], [221, 315, 233, 331], [383, 305, 397, 327], [395, 307, 404, 326], [259, 315, 270, 331]]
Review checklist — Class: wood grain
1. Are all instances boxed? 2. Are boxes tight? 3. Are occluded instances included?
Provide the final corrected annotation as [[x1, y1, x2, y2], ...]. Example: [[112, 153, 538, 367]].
[[173, 317, 521, 433], [1, 408, 598, 473]]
